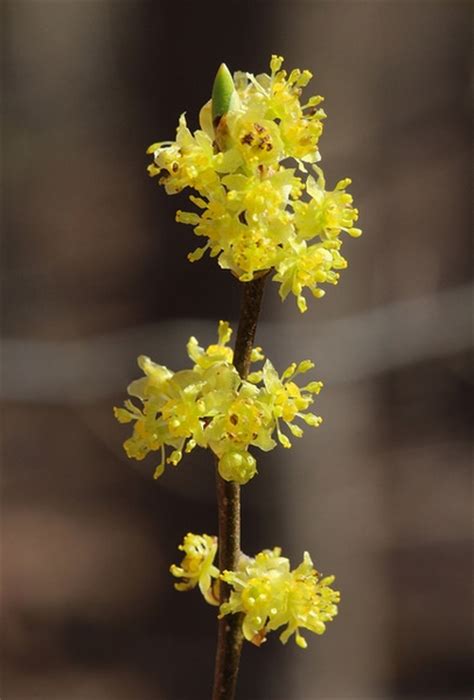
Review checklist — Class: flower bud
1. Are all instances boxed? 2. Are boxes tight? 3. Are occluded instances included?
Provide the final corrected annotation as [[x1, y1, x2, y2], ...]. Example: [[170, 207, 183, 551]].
[[218, 450, 257, 485]]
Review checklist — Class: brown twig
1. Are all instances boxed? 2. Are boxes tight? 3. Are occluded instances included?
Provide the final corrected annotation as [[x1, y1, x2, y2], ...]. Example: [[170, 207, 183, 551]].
[[211, 273, 268, 700]]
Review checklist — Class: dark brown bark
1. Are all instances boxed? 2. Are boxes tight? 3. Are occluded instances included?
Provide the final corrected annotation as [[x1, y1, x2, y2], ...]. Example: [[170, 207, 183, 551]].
[[211, 273, 268, 700]]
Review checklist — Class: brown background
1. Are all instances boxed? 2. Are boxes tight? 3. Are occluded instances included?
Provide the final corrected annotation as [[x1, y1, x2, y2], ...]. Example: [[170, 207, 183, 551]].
[[1, 1, 472, 699]]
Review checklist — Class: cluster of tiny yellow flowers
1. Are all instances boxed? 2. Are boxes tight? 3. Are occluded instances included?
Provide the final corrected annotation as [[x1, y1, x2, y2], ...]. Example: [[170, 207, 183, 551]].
[[114, 321, 322, 484], [171, 533, 340, 649], [147, 55, 361, 312], [114, 57, 354, 667]]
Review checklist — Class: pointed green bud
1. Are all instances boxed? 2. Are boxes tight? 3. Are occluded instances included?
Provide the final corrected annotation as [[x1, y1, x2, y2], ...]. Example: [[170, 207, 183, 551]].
[[212, 63, 236, 124]]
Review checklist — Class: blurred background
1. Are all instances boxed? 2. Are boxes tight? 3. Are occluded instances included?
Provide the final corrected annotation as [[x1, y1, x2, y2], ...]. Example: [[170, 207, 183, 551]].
[[1, 1, 472, 699]]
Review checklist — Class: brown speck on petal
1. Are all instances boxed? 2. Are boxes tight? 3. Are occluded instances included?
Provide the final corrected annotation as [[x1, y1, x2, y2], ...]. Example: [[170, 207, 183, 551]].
[[251, 629, 267, 647]]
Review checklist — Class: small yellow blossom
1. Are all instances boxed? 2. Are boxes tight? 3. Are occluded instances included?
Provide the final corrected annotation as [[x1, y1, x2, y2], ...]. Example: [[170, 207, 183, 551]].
[[260, 358, 323, 447], [147, 55, 361, 311], [114, 321, 322, 483], [220, 548, 340, 648], [169, 535, 340, 650], [170, 533, 220, 605]]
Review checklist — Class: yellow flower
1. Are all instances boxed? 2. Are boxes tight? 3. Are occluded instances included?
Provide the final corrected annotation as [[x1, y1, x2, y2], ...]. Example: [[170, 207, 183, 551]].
[[147, 113, 219, 196], [113, 322, 322, 483], [260, 358, 323, 447], [147, 56, 362, 311], [187, 319, 234, 369], [170, 533, 220, 605], [169, 534, 340, 650], [293, 168, 362, 241], [220, 548, 340, 648]]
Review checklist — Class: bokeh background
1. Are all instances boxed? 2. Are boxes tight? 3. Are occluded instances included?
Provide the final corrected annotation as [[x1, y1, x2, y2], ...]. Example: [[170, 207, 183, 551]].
[[1, 1, 472, 699]]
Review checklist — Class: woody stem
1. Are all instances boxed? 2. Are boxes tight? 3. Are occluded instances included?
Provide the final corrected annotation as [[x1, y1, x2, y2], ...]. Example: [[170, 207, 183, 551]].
[[211, 273, 268, 700]]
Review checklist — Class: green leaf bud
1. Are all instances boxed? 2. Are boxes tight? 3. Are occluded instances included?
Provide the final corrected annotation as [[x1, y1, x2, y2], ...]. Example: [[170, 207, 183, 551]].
[[212, 63, 237, 124]]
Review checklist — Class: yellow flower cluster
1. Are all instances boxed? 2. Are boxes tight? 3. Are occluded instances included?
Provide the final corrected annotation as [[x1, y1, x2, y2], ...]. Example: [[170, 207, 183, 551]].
[[114, 321, 322, 484], [169, 533, 220, 605], [221, 547, 340, 648], [170, 533, 340, 649], [147, 56, 361, 311]]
